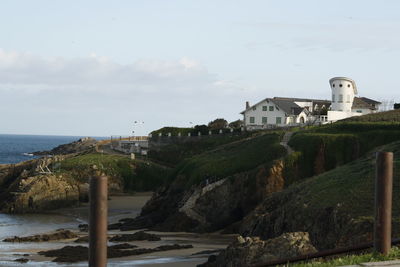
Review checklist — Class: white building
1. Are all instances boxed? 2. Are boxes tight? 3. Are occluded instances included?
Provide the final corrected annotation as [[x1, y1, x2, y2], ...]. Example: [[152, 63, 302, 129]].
[[327, 77, 380, 121], [241, 77, 381, 130]]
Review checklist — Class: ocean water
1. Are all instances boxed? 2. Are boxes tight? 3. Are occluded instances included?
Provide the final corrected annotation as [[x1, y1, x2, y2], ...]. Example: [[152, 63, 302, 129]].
[[0, 134, 98, 164]]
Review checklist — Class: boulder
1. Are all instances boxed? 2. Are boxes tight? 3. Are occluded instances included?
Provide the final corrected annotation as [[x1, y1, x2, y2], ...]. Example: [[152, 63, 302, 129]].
[[109, 231, 161, 242], [199, 232, 317, 267]]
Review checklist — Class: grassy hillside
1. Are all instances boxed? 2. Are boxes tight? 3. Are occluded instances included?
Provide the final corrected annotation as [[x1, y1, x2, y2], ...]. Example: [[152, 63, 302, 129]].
[[342, 109, 400, 122], [56, 153, 170, 192], [286, 117, 400, 183], [148, 132, 253, 166], [242, 140, 400, 249], [169, 132, 286, 187]]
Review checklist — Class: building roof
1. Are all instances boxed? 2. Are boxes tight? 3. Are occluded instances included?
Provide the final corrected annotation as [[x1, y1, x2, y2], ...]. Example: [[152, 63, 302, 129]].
[[352, 97, 380, 110], [240, 96, 330, 115], [359, 97, 381, 105]]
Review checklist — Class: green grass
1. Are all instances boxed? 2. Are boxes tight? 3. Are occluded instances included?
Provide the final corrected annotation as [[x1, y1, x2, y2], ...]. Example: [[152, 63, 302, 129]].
[[342, 109, 400, 122], [286, 121, 400, 183], [56, 153, 170, 192], [246, 140, 400, 250], [148, 133, 253, 166], [291, 247, 400, 266], [169, 132, 286, 187]]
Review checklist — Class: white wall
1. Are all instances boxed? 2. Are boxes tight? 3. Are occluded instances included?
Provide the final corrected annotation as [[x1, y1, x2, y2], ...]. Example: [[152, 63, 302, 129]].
[[351, 108, 373, 115], [327, 110, 363, 122], [330, 78, 356, 112], [243, 100, 287, 127]]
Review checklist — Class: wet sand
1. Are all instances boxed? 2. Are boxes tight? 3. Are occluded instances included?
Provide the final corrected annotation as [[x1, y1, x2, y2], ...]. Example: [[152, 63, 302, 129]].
[[0, 193, 234, 266]]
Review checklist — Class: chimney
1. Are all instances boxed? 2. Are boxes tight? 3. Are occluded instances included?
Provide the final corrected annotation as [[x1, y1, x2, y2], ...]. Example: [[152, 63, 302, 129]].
[[246, 101, 250, 109]]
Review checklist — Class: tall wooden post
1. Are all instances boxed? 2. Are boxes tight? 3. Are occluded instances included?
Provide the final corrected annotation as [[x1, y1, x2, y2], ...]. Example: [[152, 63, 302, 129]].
[[89, 174, 108, 267], [374, 152, 393, 255]]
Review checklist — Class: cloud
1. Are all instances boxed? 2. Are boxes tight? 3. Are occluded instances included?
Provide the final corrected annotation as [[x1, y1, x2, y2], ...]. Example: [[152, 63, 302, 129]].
[[244, 20, 400, 52], [0, 50, 216, 90], [0, 50, 247, 135]]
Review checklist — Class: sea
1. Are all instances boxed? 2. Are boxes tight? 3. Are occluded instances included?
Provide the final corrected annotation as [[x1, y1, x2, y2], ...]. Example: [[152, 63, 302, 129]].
[[0, 134, 209, 266], [0, 134, 100, 164]]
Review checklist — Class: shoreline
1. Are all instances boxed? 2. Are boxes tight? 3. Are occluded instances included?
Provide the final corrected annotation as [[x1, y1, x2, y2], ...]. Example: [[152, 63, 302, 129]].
[[0, 194, 234, 267]]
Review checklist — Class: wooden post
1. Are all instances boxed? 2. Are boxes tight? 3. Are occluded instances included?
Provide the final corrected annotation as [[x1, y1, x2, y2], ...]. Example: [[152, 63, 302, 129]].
[[89, 174, 108, 267], [374, 152, 393, 255]]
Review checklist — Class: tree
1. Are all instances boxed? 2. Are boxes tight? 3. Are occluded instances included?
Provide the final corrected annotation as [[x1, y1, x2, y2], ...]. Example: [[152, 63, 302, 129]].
[[192, 124, 209, 135], [208, 118, 228, 130], [228, 119, 243, 129]]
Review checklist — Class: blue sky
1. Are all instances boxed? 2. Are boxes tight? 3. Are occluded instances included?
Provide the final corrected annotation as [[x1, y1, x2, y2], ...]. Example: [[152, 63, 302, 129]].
[[1, 0, 399, 136]]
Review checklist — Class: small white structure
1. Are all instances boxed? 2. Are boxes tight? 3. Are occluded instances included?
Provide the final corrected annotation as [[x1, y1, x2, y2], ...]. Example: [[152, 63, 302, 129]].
[[327, 77, 380, 122], [241, 77, 381, 130]]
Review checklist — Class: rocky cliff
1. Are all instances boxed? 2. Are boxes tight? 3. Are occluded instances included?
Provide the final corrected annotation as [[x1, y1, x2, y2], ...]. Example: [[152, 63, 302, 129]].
[[119, 160, 285, 232], [0, 150, 124, 214], [33, 137, 97, 156]]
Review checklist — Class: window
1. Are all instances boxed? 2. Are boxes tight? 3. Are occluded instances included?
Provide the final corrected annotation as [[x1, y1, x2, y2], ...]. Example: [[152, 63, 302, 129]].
[[332, 94, 335, 102], [252, 106, 256, 111], [339, 84, 343, 87], [338, 94, 343, 103], [332, 83, 335, 87], [356, 110, 362, 113], [262, 117, 268, 123], [347, 95, 350, 103], [276, 117, 282, 124], [347, 84, 351, 88], [262, 106, 268, 111], [249, 117, 255, 123], [269, 106, 274, 111]]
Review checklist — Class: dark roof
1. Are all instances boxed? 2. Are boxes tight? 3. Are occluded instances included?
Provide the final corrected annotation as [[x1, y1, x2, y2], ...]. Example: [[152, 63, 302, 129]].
[[352, 97, 380, 110], [240, 96, 331, 115], [271, 98, 301, 114], [359, 97, 381, 105], [273, 97, 330, 103]]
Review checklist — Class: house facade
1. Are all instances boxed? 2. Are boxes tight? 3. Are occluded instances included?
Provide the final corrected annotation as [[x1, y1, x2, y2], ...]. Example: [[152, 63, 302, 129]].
[[241, 77, 380, 130]]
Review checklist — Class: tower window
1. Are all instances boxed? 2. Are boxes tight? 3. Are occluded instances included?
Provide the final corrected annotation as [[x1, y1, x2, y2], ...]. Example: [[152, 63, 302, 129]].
[[333, 84, 335, 87], [347, 84, 351, 88], [332, 94, 335, 102], [347, 95, 350, 103], [339, 84, 343, 87], [339, 94, 343, 103]]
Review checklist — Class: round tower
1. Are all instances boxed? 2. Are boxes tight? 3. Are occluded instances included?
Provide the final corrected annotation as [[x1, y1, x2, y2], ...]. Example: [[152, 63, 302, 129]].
[[329, 77, 357, 112]]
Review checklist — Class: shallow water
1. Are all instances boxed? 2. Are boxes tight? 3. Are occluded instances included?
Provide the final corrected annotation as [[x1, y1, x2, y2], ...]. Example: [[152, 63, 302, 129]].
[[0, 207, 224, 266]]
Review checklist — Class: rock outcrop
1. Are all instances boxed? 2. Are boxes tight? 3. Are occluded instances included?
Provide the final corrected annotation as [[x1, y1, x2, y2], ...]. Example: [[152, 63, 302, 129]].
[[199, 232, 317, 267], [33, 137, 97, 156], [1, 173, 80, 213], [109, 231, 161, 242], [39, 244, 194, 262], [3, 230, 77, 242], [120, 160, 285, 232]]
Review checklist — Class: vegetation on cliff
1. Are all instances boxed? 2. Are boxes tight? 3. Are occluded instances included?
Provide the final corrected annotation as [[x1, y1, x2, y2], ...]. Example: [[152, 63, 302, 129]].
[[148, 132, 253, 166], [286, 121, 400, 184], [169, 132, 286, 187], [58, 153, 170, 192], [240, 140, 400, 250]]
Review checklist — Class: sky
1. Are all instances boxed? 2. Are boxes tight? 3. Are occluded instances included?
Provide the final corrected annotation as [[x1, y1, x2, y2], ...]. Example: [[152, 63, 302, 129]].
[[0, 0, 399, 136]]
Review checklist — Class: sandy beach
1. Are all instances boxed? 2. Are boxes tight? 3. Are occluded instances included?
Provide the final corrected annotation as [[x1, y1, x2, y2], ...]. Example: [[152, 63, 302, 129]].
[[0, 193, 234, 267]]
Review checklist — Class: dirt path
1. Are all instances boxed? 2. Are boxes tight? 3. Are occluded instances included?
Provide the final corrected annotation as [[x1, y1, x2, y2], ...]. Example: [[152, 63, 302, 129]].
[[280, 131, 294, 155]]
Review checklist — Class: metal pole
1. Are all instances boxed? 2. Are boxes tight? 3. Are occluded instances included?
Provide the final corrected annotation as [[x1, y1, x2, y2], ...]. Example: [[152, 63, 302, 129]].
[[89, 174, 108, 267], [374, 152, 393, 255]]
